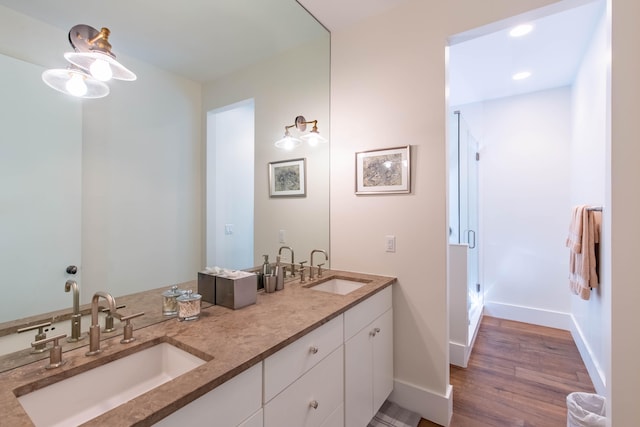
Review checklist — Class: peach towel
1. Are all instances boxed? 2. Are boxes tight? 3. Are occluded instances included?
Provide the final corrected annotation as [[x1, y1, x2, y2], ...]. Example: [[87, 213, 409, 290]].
[[567, 205, 601, 300]]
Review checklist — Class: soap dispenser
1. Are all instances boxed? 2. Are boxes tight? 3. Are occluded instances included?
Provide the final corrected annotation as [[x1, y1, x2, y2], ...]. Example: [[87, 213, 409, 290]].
[[275, 255, 284, 291], [262, 254, 272, 276]]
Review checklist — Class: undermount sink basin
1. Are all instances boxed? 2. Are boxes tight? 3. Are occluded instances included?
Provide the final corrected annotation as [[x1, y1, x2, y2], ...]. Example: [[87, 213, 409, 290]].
[[17, 341, 206, 427], [307, 277, 368, 295]]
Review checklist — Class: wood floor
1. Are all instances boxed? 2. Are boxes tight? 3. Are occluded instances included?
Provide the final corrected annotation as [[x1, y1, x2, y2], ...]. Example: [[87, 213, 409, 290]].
[[418, 316, 595, 426]]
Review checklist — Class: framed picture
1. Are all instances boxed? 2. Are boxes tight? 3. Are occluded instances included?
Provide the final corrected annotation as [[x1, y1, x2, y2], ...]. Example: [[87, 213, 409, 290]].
[[355, 145, 411, 195], [269, 158, 306, 197]]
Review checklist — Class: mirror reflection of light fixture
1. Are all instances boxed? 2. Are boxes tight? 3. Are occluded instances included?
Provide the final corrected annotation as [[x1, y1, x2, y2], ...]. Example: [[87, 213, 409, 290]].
[[41, 24, 136, 99], [275, 116, 327, 150], [41, 66, 110, 98]]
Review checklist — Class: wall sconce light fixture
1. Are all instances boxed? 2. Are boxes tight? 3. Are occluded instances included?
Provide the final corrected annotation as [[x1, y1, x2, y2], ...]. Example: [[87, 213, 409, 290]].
[[275, 116, 327, 150], [42, 24, 136, 99]]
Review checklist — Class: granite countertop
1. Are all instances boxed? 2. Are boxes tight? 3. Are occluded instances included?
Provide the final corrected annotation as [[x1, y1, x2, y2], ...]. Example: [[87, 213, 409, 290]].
[[0, 270, 395, 426]]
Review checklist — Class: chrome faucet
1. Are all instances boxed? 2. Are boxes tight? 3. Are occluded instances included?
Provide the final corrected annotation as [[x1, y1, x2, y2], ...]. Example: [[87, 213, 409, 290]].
[[278, 246, 296, 277], [309, 249, 328, 280], [64, 280, 85, 342], [86, 291, 116, 356]]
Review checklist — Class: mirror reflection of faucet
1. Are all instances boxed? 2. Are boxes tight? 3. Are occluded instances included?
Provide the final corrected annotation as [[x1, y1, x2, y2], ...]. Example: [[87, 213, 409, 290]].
[[64, 279, 86, 342], [101, 304, 126, 333]]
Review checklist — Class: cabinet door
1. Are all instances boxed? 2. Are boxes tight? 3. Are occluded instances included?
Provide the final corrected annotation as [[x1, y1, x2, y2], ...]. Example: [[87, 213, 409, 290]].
[[372, 308, 394, 413], [345, 324, 374, 427], [239, 409, 263, 427], [154, 363, 262, 426]]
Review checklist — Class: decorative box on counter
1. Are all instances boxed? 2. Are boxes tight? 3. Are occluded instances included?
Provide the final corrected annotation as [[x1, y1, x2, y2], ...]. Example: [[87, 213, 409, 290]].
[[197, 272, 217, 304], [215, 271, 257, 310]]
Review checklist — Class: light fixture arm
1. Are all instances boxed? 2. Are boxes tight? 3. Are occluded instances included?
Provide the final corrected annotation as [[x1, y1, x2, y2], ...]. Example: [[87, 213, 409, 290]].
[[86, 27, 113, 54]]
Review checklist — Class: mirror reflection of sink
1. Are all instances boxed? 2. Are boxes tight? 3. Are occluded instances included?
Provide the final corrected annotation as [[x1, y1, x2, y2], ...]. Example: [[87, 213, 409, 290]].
[[17, 341, 207, 427], [307, 277, 369, 295]]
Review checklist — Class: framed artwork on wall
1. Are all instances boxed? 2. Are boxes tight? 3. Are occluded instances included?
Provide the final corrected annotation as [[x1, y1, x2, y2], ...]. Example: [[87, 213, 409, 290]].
[[355, 145, 411, 195], [269, 158, 306, 197]]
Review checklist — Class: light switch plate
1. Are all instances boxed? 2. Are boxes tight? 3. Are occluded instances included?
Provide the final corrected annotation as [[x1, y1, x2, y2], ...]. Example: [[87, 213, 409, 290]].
[[279, 229, 286, 243], [385, 235, 396, 252], [224, 224, 234, 235]]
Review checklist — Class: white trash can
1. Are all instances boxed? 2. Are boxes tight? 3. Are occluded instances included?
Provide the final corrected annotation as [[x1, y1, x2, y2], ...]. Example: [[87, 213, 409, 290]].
[[566, 392, 606, 427]]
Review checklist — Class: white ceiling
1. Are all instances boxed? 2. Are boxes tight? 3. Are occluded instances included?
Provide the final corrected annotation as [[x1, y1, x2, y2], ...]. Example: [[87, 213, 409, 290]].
[[300, 0, 605, 106], [0, 0, 328, 83], [448, 0, 606, 106], [1, 0, 604, 103]]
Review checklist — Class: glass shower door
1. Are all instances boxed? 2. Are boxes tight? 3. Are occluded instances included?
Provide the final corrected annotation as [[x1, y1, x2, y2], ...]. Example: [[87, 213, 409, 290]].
[[454, 112, 482, 313]]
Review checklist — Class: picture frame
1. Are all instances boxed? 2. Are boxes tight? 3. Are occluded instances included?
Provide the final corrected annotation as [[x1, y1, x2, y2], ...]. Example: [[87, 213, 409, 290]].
[[269, 158, 306, 197], [355, 145, 411, 195]]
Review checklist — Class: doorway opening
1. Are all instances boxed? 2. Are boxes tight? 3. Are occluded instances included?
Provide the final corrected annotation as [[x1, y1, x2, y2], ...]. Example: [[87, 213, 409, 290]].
[[446, 0, 607, 381], [206, 99, 255, 270]]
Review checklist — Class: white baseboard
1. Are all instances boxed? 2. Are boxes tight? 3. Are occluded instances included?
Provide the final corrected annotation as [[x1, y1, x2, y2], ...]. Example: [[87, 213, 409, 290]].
[[484, 301, 572, 330], [449, 311, 483, 368], [449, 341, 467, 368], [569, 315, 606, 395], [483, 301, 605, 397], [388, 379, 452, 427]]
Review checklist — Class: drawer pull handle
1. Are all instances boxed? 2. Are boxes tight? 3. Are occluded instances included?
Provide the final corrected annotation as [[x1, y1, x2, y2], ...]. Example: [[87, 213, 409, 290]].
[[309, 345, 319, 354], [310, 400, 319, 409], [370, 327, 381, 337]]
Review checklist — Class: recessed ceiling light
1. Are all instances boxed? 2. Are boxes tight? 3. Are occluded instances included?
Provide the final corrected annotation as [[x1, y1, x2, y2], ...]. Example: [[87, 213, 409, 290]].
[[512, 71, 532, 80], [509, 24, 533, 37]]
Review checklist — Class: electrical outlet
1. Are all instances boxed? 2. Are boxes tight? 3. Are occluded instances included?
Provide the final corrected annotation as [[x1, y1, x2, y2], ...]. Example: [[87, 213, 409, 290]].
[[224, 224, 233, 235], [279, 229, 286, 244], [385, 235, 396, 253]]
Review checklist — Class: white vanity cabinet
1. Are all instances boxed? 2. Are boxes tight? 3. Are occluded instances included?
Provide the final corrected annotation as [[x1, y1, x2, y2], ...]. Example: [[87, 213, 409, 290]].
[[344, 286, 393, 427], [154, 363, 262, 427], [263, 314, 344, 427]]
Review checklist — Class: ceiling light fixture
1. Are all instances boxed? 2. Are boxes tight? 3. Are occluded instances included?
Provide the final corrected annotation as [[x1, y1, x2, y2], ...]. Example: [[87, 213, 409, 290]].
[[512, 71, 532, 80], [41, 24, 136, 99], [509, 24, 533, 37], [275, 116, 327, 150]]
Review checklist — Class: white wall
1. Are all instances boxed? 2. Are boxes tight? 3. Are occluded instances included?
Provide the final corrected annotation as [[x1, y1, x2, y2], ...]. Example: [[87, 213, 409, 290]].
[[0, 54, 82, 321], [459, 87, 573, 326], [570, 7, 608, 394], [202, 37, 330, 268], [329, 0, 562, 424]]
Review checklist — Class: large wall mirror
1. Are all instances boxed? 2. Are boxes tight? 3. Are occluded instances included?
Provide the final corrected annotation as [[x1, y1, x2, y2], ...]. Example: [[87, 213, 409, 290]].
[[0, 0, 329, 359]]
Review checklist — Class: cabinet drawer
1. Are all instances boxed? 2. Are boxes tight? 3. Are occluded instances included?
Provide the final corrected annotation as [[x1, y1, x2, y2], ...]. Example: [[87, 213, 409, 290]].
[[344, 286, 392, 341], [264, 314, 343, 403], [264, 346, 343, 427]]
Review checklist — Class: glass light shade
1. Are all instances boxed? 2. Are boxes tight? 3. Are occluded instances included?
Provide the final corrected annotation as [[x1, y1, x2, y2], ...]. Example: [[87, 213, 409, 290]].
[[89, 58, 113, 81], [274, 135, 302, 150], [42, 68, 110, 99], [64, 51, 137, 81], [301, 131, 327, 147]]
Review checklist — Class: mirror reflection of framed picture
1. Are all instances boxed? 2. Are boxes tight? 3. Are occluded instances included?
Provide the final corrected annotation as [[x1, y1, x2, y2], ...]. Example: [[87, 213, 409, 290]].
[[355, 145, 411, 195], [269, 158, 306, 197]]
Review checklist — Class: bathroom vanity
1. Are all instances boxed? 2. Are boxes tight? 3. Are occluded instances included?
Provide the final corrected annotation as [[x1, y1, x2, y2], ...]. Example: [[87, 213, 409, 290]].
[[0, 270, 395, 426]]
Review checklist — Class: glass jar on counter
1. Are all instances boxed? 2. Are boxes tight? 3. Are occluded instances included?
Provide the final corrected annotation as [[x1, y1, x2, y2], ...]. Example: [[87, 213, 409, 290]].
[[177, 290, 201, 321], [162, 285, 182, 316]]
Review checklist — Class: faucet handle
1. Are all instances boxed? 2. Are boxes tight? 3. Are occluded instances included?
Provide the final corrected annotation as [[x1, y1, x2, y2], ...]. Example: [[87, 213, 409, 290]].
[[317, 263, 325, 278], [299, 261, 307, 283], [120, 312, 145, 344], [32, 333, 67, 369], [18, 321, 52, 354], [101, 304, 126, 333]]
